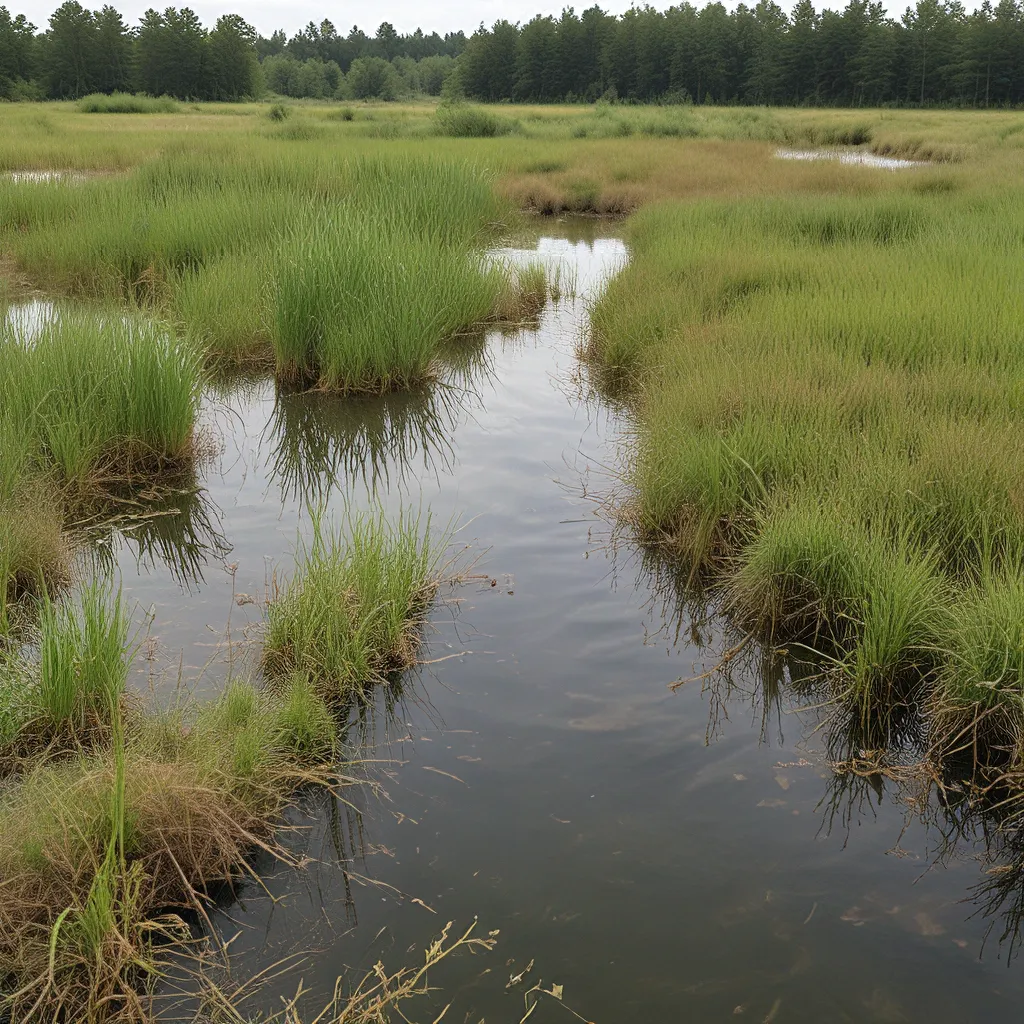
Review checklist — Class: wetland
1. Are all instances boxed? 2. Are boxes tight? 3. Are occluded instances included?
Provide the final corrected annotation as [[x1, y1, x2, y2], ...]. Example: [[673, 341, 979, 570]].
[[2, 100, 1024, 1022]]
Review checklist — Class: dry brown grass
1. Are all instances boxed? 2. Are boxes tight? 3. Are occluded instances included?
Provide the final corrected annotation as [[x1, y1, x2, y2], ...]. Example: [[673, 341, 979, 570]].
[[0, 676, 341, 1023]]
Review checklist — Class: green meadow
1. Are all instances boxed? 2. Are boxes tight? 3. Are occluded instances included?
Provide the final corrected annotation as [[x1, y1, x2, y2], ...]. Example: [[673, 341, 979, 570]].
[[2, 96, 1024, 1018]]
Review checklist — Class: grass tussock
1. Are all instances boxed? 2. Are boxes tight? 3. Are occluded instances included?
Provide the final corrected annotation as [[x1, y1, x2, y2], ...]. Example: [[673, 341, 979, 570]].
[[433, 103, 519, 138], [78, 93, 180, 115], [274, 211, 505, 394], [0, 311, 204, 489], [262, 508, 440, 702]]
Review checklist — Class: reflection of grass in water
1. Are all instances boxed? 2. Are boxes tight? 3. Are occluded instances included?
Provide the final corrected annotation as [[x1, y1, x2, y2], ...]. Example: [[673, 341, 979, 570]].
[[267, 341, 494, 503], [268, 387, 457, 502], [74, 481, 231, 590]]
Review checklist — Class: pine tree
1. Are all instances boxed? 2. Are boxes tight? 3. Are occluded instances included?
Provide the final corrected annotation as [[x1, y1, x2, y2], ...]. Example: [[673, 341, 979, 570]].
[[208, 14, 256, 99], [45, 0, 97, 98]]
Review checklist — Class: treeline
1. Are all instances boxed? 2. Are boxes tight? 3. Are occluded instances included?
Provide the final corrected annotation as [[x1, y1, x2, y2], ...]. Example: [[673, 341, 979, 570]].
[[462, 1, 1024, 106], [0, 3, 464, 100], [2, 1, 1024, 106]]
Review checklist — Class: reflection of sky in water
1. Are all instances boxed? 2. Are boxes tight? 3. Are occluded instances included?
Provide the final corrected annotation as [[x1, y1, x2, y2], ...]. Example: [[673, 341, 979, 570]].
[[776, 148, 927, 170], [3, 298, 57, 340], [6, 229, 1024, 1022], [7, 170, 87, 184]]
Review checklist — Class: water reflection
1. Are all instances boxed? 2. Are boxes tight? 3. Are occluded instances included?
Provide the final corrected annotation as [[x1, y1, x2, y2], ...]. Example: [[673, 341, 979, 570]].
[[75, 481, 230, 590], [264, 334, 497, 503], [775, 148, 927, 170], [126, 225, 1024, 1019], [616, 512, 1024, 963], [267, 384, 461, 503]]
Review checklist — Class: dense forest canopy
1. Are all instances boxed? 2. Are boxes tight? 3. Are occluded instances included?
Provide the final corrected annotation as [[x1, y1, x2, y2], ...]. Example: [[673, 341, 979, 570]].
[[1, 1, 1023, 105]]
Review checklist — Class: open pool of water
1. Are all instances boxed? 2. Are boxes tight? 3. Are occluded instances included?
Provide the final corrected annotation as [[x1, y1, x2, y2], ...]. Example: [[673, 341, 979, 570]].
[[775, 148, 927, 170]]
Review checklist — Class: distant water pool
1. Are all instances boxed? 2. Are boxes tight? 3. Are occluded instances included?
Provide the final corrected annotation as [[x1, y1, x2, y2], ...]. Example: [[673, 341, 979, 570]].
[[776, 147, 927, 169]]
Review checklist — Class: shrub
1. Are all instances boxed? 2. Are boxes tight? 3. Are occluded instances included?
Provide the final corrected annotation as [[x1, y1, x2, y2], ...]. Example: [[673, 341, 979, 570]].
[[77, 93, 179, 114], [434, 103, 517, 138]]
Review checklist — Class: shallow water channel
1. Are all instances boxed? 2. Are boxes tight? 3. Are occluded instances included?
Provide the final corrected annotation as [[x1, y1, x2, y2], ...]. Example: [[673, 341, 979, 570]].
[[21, 223, 1024, 1021]]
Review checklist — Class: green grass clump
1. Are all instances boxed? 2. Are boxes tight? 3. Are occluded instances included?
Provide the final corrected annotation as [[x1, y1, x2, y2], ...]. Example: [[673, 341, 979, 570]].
[[275, 210, 505, 393], [77, 92, 179, 114], [434, 103, 518, 138], [0, 311, 204, 487], [932, 574, 1024, 764], [36, 581, 129, 737], [171, 249, 274, 366], [0, 582, 128, 750], [729, 501, 949, 708], [263, 508, 440, 700], [0, 671, 339, 1018]]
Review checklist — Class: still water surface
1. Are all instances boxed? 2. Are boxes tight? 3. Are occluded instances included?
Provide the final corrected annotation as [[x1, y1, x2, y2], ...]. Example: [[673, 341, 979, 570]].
[[775, 148, 926, 170], [25, 224, 1024, 1021]]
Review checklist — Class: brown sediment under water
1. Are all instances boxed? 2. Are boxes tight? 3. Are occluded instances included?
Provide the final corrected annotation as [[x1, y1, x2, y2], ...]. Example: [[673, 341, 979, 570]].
[[775, 148, 928, 170], [8, 222, 1024, 1022]]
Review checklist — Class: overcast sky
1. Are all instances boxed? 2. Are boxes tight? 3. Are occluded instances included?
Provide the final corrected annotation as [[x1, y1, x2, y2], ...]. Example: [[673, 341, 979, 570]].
[[12, 0, 979, 38]]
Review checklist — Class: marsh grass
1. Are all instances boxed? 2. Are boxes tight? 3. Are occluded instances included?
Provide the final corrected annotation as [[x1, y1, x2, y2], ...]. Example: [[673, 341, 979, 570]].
[[0, 416, 71, 628], [262, 508, 441, 702], [589, 184, 1024, 749], [2, 147, 526, 388], [434, 103, 519, 138], [0, 311, 204, 489], [0, 653, 341, 1020], [36, 581, 130, 738], [274, 212, 506, 393], [78, 93, 180, 114]]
